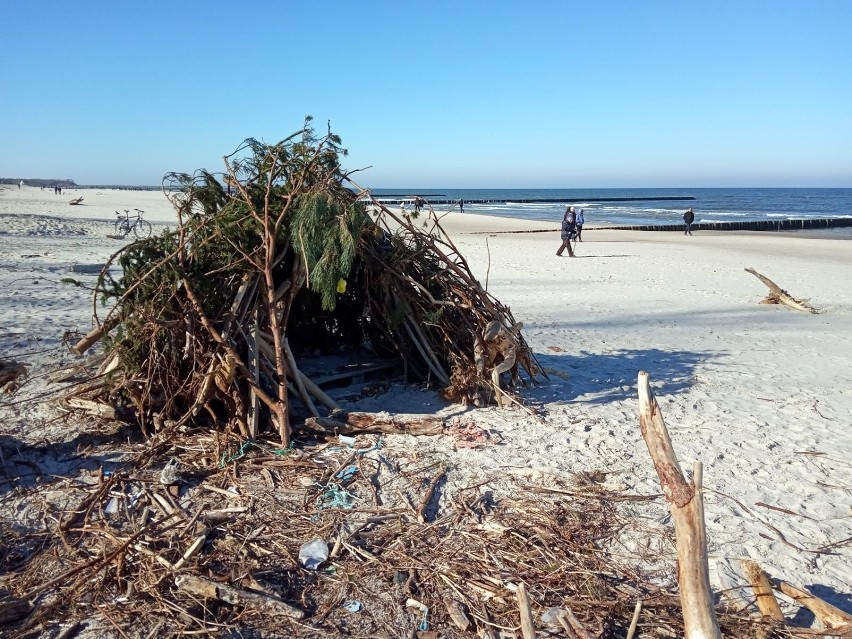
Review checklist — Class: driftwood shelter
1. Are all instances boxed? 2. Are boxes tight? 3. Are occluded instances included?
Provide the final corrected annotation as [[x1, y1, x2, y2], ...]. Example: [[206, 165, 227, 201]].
[[69, 121, 542, 444]]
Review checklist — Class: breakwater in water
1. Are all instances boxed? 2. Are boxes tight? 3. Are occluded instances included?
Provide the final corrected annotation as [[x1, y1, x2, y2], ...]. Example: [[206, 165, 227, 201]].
[[368, 196, 696, 205], [596, 217, 852, 232]]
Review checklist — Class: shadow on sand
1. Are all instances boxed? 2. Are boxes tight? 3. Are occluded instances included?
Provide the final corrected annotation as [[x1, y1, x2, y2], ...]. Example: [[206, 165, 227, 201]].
[[527, 347, 712, 405]]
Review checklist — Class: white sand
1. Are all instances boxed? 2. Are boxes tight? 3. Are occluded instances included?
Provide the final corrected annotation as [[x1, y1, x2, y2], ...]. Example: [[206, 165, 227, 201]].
[[2, 186, 850, 615]]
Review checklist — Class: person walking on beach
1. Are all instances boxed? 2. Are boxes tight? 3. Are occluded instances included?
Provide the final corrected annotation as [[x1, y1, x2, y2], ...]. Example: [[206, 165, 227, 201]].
[[459, 198, 464, 213], [683, 207, 695, 235], [556, 206, 577, 257], [575, 208, 585, 242]]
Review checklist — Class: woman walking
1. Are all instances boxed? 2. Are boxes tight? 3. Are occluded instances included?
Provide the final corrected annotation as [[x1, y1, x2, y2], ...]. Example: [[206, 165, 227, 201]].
[[556, 206, 577, 257]]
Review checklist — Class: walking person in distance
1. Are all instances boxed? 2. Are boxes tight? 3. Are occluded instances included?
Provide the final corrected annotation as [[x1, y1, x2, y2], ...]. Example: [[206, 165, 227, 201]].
[[556, 206, 577, 257], [575, 208, 585, 242], [683, 207, 695, 235]]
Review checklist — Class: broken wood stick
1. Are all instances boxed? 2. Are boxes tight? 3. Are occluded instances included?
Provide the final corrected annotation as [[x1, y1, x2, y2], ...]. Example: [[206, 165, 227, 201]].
[[515, 582, 536, 639], [638, 371, 722, 639], [71, 316, 120, 355], [741, 559, 784, 621], [416, 464, 446, 523], [626, 600, 642, 639], [745, 267, 818, 313], [301, 411, 444, 436], [174, 574, 304, 619], [443, 597, 471, 632]]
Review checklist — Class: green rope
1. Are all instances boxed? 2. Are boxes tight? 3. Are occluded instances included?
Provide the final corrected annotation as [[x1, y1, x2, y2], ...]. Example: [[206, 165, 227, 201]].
[[219, 439, 293, 468], [315, 480, 356, 510]]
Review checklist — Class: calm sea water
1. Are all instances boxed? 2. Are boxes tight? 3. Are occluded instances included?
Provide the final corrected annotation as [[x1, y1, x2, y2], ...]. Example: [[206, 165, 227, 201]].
[[372, 188, 852, 236]]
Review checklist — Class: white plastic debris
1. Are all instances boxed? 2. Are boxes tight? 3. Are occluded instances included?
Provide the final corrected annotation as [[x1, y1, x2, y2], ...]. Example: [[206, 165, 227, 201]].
[[159, 459, 180, 485], [298, 538, 329, 570], [338, 435, 356, 447]]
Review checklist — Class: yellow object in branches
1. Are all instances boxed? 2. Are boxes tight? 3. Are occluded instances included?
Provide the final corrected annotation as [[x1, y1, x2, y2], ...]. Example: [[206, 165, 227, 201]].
[[336, 278, 347, 294]]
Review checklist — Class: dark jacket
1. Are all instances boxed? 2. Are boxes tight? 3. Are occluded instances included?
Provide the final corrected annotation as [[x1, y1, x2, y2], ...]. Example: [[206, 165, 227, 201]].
[[683, 210, 695, 224], [561, 213, 577, 240]]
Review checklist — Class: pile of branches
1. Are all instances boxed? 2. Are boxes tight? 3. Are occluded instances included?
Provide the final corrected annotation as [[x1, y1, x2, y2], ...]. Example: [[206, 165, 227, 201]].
[[70, 119, 541, 444]]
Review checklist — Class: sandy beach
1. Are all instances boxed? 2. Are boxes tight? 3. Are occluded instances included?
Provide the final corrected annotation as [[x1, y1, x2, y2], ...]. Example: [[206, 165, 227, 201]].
[[2, 185, 851, 630]]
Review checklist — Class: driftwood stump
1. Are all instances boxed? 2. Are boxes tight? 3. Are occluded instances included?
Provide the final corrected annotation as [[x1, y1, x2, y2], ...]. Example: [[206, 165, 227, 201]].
[[745, 268, 818, 313], [638, 371, 721, 639]]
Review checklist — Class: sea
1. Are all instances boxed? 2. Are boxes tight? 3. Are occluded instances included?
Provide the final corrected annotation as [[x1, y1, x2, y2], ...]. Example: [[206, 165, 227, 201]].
[[370, 188, 852, 237]]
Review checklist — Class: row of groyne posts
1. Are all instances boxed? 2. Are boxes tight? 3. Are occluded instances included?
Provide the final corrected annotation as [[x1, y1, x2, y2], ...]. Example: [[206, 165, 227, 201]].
[[362, 195, 852, 232], [600, 217, 852, 232]]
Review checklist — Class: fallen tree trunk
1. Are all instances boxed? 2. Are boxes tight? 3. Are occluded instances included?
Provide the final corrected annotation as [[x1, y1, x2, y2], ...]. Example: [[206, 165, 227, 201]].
[[637, 371, 722, 639], [301, 411, 444, 436], [745, 267, 818, 313]]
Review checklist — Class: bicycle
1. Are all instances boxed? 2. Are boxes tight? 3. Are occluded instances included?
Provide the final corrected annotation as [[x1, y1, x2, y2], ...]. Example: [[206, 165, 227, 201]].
[[115, 209, 152, 239]]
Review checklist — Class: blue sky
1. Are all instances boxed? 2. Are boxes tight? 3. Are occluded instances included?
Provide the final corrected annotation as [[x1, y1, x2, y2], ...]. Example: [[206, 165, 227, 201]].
[[3, 1, 850, 187]]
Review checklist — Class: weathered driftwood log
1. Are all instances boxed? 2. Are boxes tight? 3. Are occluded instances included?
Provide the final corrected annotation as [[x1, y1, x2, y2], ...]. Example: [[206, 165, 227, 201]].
[[69, 196, 84, 205], [301, 411, 444, 436], [745, 267, 818, 313], [637, 371, 722, 639], [774, 579, 852, 629], [174, 574, 304, 619], [740, 559, 784, 621]]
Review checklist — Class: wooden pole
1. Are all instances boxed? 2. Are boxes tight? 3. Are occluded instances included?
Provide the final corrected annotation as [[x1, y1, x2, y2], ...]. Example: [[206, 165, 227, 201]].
[[638, 371, 722, 639]]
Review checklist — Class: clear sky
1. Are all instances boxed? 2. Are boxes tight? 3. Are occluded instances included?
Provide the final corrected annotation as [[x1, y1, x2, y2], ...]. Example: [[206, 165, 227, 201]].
[[3, 1, 851, 188]]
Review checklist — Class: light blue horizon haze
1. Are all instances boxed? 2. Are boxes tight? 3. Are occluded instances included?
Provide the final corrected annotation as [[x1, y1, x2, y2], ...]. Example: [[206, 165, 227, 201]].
[[2, 1, 851, 188]]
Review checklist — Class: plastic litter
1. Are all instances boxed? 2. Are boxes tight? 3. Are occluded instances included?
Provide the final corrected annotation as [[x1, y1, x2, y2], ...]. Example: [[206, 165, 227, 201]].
[[541, 607, 565, 625], [159, 459, 180, 485], [298, 538, 329, 570], [341, 600, 361, 613], [334, 465, 358, 483], [104, 496, 119, 515], [338, 435, 356, 447]]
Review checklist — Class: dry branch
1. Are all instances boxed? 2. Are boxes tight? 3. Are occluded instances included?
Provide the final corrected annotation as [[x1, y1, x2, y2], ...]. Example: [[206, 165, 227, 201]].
[[745, 268, 818, 313], [515, 582, 536, 639], [638, 371, 722, 639]]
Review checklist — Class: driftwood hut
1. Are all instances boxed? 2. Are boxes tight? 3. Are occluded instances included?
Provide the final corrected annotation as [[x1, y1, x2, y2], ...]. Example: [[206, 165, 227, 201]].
[[70, 121, 542, 445]]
